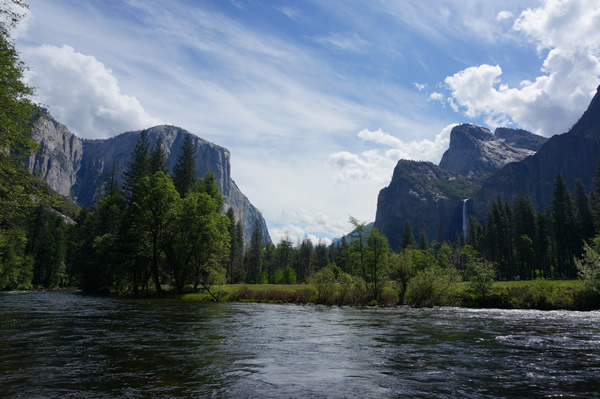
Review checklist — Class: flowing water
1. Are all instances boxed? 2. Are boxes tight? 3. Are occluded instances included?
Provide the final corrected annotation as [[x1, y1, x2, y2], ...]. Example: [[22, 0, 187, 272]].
[[1, 291, 599, 398]]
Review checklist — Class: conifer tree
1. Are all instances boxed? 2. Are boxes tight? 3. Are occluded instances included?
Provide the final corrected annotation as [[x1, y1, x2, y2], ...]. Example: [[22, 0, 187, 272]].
[[123, 130, 150, 198], [417, 230, 429, 251], [574, 179, 595, 247], [173, 134, 197, 197], [551, 173, 577, 277], [149, 137, 167, 175], [400, 219, 416, 250]]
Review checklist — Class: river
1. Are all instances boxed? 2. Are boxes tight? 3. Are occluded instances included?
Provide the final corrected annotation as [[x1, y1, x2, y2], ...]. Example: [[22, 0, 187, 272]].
[[1, 291, 599, 398]]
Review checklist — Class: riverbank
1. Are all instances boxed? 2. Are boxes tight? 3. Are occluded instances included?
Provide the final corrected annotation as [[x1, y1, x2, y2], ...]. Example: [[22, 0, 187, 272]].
[[172, 280, 598, 310]]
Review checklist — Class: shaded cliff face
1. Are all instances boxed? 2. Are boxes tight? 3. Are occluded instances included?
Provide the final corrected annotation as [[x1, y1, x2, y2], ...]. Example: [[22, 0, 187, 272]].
[[374, 160, 479, 250], [439, 124, 538, 177], [30, 114, 270, 245], [28, 110, 83, 197], [495, 127, 547, 152], [471, 85, 600, 220]]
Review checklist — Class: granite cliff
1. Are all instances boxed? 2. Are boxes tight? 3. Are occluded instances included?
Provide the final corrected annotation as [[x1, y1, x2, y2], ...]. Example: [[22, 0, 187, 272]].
[[29, 112, 271, 245], [438, 124, 545, 177], [375, 85, 599, 248]]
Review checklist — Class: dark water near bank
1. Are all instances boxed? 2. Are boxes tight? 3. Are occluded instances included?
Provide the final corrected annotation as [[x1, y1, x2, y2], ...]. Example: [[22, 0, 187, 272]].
[[1, 291, 599, 398]]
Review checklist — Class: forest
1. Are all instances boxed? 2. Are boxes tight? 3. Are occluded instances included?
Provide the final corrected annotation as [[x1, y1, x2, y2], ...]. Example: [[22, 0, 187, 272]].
[[1, 1, 600, 309]]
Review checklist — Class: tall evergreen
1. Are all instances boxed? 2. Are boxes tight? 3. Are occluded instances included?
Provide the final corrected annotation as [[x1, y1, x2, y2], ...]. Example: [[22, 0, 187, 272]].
[[123, 130, 150, 198], [592, 158, 600, 231], [247, 219, 263, 283], [573, 179, 595, 247], [417, 230, 429, 251], [551, 173, 577, 277], [400, 219, 416, 250], [512, 193, 537, 279], [173, 134, 197, 198], [149, 137, 167, 175]]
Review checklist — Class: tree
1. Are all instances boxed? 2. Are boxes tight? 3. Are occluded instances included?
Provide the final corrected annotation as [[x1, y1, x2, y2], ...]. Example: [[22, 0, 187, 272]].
[[400, 219, 416, 250], [365, 227, 390, 300], [573, 179, 595, 247], [512, 193, 537, 279], [123, 130, 150, 198], [349, 216, 368, 280], [133, 172, 180, 294], [194, 172, 224, 211], [417, 230, 429, 251], [149, 137, 167, 174], [246, 219, 263, 283], [0, 1, 42, 230], [551, 173, 577, 278], [173, 134, 197, 197]]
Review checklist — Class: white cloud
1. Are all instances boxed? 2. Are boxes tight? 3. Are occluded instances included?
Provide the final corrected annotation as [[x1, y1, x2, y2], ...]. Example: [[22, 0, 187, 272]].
[[445, 0, 600, 136], [23, 45, 161, 138], [496, 10, 514, 22], [329, 124, 457, 184], [275, 6, 302, 21], [414, 82, 426, 91], [270, 209, 347, 244], [315, 32, 369, 53], [429, 91, 444, 102]]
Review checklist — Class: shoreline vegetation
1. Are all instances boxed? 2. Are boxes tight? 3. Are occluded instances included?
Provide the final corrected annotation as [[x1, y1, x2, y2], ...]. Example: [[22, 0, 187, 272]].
[[122, 280, 589, 311]]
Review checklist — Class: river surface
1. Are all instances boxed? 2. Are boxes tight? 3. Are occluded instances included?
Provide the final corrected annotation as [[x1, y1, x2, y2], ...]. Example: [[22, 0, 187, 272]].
[[1, 291, 599, 398]]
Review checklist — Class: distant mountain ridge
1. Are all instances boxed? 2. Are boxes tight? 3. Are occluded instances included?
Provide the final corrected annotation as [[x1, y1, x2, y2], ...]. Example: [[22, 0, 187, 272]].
[[28, 110, 271, 245], [375, 85, 600, 249]]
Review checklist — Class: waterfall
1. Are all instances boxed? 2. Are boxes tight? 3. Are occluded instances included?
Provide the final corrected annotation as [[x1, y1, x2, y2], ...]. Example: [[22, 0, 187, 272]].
[[462, 199, 468, 240]]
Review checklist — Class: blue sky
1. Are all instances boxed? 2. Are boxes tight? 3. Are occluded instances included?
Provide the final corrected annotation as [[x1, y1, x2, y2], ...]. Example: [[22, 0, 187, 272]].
[[13, 0, 600, 244]]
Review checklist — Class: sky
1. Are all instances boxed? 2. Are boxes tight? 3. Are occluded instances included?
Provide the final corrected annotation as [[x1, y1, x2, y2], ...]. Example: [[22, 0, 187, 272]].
[[11, 0, 600, 245]]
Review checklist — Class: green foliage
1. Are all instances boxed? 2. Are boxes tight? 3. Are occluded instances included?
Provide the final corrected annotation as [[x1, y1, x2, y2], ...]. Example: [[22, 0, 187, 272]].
[[400, 219, 415, 250], [575, 242, 600, 306], [406, 265, 460, 307], [283, 265, 296, 284], [173, 134, 197, 197], [0, 228, 33, 290], [465, 257, 496, 300]]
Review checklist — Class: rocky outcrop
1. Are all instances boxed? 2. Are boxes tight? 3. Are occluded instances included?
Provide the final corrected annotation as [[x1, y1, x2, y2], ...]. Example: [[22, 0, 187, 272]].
[[438, 124, 541, 177], [28, 109, 83, 197], [471, 85, 600, 220], [374, 160, 479, 250], [495, 127, 547, 152], [29, 113, 271, 245]]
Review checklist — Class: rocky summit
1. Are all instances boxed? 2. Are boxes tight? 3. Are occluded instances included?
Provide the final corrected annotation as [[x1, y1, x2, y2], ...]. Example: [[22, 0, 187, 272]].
[[28, 112, 271, 245], [375, 85, 600, 248], [438, 124, 545, 177]]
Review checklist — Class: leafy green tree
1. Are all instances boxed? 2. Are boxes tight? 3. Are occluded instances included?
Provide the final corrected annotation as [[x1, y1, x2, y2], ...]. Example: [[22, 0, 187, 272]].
[[133, 172, 180, 294], [194, 172, 224, 211], [0, 1, 43, 231], [365, 227, 390, 300], [406, 265, 460, 307], [173, 134, 197, 197], [349, 216, 368, 280], [389, 250, 415, 304], [575, 242, 600, 303], [400, 219, 416, 250]]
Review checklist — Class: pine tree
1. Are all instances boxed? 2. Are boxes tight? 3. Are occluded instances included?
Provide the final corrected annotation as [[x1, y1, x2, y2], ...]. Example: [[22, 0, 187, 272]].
[[123, 130, 150, 198], [149, 137, 167, 175], [247, 219, 263, 283], [551, 173, 577, 278], [400, 219, 416, 250], [573, 179, 595, 248], [592, 158, 600, 231], [417, 230, 429, 251], [173, 134, 197, 198]]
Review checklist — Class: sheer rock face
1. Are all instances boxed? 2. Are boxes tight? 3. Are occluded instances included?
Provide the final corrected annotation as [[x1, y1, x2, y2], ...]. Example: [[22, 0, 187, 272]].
[[375, 85, 600, 246], [438, 124, 541, 177], [471, 85, 600, 220], [28, 110, 83, 197], [29, 113, 270, 245], [374, 160, 479, 250]]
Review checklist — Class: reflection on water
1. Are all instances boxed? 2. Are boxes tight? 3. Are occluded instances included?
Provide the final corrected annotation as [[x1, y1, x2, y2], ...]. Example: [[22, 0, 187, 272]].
[[1, 291, 599, 398]]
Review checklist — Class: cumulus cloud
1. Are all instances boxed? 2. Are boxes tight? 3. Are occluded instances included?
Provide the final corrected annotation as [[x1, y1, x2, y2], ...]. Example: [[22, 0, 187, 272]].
[[23, 45, 161, 138], [445, 0, 600, 136], [269, 209, 345, 244], [329, 124, 457, 184], [414, 82, 426, 91], [496, 10, 514, 22], [429, 91, 444, 102], [315, 32, 369, 53]]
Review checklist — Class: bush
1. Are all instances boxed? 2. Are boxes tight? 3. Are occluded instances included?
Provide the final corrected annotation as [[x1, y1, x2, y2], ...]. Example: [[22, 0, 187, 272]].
[[406, 266, 460, 307]]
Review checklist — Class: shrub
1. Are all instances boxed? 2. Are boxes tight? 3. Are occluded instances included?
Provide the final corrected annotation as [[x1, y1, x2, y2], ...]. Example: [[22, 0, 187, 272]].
[[406, 266, 460, 307]]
